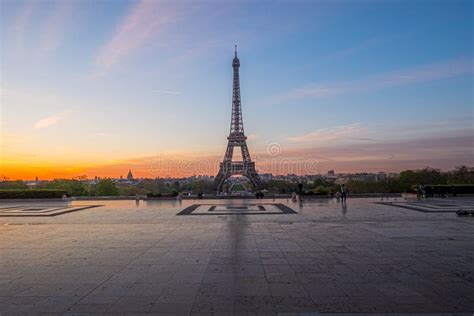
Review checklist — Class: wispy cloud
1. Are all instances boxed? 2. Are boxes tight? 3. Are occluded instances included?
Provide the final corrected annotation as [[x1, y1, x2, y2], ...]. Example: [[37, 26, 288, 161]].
[[287, 123, 372, 143], [95, 0, 181, 72], [257, 127, 473, 173], [371, 115, 474, 141], [285, 116, 473, 147], [12, 0, 36, 57], [374, 58, 473, 87], [281, 85, 341, 99], [291, 132, 474, 171], [278, 117, 473, 173], [80, 129, 473, 177], [34, 116, 62, 129], [156, 89, 181, 95], [10, 0, 74, 60], [37, 0, 74, 59], [274, 58, 474, 102]]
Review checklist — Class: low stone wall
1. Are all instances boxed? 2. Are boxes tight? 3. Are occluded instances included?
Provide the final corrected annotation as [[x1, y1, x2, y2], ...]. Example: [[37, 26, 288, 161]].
[[12, 193, 469, 202]]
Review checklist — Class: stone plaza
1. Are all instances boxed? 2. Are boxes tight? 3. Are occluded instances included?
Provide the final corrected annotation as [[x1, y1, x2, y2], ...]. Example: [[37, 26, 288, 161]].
[[0, 197, 473, 314]]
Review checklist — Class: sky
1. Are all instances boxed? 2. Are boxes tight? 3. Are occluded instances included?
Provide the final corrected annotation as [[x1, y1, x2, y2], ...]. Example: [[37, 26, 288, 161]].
[[1, 0, 473, 180]]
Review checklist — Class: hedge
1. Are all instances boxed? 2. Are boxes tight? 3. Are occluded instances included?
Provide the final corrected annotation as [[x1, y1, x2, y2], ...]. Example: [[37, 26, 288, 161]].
[[411, 185, 474, 195], [146, 192, 162, 198], [302, 191, 329, 196], [0, 189, 68, 199], [146, 191, 179, 198]]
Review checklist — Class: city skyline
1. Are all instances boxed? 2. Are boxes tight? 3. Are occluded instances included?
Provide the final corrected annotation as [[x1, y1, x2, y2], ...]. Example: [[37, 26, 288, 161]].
[[1, 0, 473, 180]]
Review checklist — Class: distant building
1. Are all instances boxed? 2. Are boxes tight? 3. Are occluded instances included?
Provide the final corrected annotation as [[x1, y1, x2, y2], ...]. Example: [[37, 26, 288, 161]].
[[324, 170, 337, 182], [127, 170, 134, 181], [286, 174, 298, 181], [356, 173, 377, 182], [388, 172, 399, 179], [376, 172, 387, 181], [26, 181, 38, 187], [196, 175, 211, 180]]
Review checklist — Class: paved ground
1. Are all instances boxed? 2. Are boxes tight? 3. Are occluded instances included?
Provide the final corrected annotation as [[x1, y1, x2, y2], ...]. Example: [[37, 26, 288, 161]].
[[0, 197, 473, 315]]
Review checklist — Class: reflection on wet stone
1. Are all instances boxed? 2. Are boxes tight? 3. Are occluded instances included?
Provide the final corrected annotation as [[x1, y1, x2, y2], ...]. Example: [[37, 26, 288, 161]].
[[0, 198, 473, 313]]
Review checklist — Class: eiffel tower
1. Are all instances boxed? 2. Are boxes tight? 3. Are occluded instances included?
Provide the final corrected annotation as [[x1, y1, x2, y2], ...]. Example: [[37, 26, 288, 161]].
[[214, 46, 262, 192]]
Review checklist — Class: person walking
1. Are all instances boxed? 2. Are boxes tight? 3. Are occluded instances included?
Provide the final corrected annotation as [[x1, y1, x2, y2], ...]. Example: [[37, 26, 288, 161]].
[[419, 183, 426, 199], [340, 184, 347, 202]]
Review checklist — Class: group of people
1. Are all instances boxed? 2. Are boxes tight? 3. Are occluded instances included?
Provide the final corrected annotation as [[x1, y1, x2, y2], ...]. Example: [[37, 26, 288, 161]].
[[255, 191, 265, 199], [336, 183, 347, 203], [290, 183, 348, 203]]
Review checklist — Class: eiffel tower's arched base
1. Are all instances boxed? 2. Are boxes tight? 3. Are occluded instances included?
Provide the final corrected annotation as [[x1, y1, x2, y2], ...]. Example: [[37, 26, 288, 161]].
[[214, 161, 262, 193]]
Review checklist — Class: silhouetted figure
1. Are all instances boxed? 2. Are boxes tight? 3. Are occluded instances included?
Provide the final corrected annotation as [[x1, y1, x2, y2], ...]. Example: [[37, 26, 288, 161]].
[[340, 184, 347, 202], [419, 183, 426, 199], [297, 182, 303, 196]]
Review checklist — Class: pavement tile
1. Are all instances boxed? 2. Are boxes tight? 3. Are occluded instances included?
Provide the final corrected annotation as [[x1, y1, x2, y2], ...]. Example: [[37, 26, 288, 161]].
[[1, 198, 473, 313]]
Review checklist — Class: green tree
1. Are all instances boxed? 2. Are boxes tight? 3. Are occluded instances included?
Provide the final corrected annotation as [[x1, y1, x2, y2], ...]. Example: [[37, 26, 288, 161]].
[[0, 180, 28, 189], [264, 180, 294, 194], [118, 185, 142, 196], [386, 178, 404, 193], [346, 180, 388, 194], [447, 165, 474, 184], [189, 180, 214, 194], [137, 179, 168, 193], [38, 179, 88, 196], [94, 179, 119, 196], [398, 167, 447, 191], [173, 181, 181, 191]]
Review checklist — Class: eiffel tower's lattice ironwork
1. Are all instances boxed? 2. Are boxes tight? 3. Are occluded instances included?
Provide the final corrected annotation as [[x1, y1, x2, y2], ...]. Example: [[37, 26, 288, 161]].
[[214, 46, 262, 192]]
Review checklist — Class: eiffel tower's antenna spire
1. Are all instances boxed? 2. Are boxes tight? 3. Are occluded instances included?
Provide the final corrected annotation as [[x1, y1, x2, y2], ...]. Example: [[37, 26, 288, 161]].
[[230, 44, 243, 135]]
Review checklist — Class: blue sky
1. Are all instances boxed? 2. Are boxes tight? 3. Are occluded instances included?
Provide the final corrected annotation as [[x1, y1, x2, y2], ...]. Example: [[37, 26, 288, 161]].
[[1, 0, 473, 179]]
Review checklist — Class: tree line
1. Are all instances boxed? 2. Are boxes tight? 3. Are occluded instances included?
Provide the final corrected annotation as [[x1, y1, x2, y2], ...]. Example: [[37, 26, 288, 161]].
[[1, 166, 472, 196]]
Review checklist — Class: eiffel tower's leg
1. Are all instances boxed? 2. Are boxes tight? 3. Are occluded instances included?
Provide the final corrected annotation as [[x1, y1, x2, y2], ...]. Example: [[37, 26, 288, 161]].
[[214, 160, 233, 192], [241, 142, 251, 162], [214, 167, 224, 191], [224, 142, 234, 161], [245, 163, 262, 190], [215, 171, 232, 193]]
